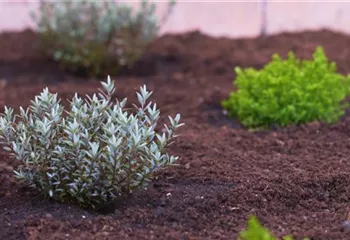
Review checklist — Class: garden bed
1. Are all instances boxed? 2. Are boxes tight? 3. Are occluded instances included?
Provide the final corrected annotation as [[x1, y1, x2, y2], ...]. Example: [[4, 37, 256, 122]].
[[2, 29, 350, 239]]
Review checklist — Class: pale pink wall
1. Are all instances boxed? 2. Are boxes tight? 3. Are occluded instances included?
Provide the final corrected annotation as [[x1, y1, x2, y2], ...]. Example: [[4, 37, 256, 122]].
[[159, 2, 261, 38], [0, 1, 349, 38], [267, 2, 350, 34]]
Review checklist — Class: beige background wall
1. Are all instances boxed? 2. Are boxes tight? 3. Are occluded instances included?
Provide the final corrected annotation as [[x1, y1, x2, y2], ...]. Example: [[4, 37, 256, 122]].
[[0, 1, 349, 38]]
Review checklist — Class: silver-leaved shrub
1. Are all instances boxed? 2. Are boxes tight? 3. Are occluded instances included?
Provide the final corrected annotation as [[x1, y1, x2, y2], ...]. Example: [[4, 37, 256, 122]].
[[31, 0, 175, 77], [0, 76, 184, 209]]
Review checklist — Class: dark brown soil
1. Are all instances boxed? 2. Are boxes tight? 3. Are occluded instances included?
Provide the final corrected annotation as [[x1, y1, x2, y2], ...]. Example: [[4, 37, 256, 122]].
[[2, 28, 350, 240]]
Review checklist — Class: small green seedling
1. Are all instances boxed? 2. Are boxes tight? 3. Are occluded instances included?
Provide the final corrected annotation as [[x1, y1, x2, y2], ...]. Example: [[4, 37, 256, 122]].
[[238, 216, 309, 240]]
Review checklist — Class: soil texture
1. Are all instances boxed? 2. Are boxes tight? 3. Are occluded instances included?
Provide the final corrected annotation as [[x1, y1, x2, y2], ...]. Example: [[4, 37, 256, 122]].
[[2, 29, 350, 239]]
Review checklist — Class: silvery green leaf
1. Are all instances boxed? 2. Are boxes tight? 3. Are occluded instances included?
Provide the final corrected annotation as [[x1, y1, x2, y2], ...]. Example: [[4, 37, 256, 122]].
[[89, 142, 100, 157], [174, 114, 181, 123], [3, 146, 11, 152], [120, 98, 127, 108], [136, 92, 144, 105], [73, 134, 80, 145], [168, 116, 175, 127], [176, 122, 185, 128]]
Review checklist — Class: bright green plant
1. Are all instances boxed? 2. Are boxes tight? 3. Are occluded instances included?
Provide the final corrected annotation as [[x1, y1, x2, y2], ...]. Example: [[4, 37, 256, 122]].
[[238, 216, 309, 240], [31, 0, 175, 77], [0, 76, 184, 210], [222, 46, 350, 129]]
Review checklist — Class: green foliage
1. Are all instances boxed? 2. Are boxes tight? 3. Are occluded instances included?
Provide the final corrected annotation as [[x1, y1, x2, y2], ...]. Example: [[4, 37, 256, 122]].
[[238, 216, 279, 240], [238, 216, 309, 240], [31, 0, 175, 77], [222, 46, 350, 129], [0, 76, 184, 210]]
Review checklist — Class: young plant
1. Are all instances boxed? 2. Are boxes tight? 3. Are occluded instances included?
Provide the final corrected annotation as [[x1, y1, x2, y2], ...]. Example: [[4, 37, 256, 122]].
[[31, 0, 175, 77], [0, 76, 184, 210], [238, 216, 309, 240], [222, 46, 350, 129]]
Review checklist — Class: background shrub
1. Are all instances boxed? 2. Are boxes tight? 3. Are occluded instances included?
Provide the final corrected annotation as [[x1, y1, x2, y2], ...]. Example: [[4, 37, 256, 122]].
[[0, 76, 184, 210], [222, 46, 350, 129], [31, 0, 175, 77]]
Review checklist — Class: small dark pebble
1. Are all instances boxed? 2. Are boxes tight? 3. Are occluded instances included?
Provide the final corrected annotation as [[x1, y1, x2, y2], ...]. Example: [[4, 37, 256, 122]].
[[342, 220, 350, 232], [156, 207, 164, 217], [160, 200, 167, 207]]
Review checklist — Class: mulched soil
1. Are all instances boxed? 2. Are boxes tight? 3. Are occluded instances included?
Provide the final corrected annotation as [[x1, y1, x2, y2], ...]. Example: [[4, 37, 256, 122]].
[[2, 28, 350, 239]]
